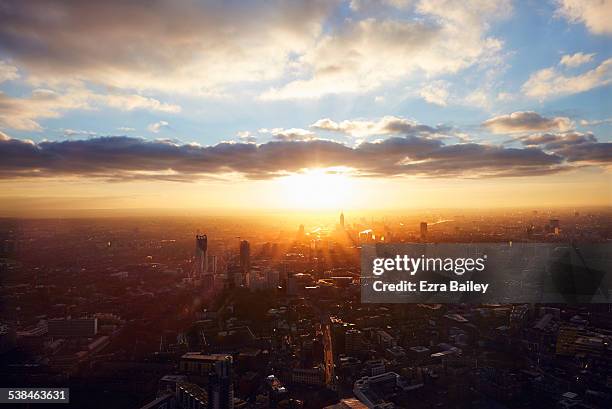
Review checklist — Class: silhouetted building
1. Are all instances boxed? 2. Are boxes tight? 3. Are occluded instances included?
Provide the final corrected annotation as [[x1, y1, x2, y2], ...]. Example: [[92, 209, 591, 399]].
[[195, 234, 208, 276], [340, 212, 345, 229], [420, 222, 428, 240], [239, 240, 250, 273], [207, 355, 234, 409]]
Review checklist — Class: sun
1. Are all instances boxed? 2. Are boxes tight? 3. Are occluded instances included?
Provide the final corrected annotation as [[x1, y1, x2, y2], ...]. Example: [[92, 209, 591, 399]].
[[278, 168, 355, 210]]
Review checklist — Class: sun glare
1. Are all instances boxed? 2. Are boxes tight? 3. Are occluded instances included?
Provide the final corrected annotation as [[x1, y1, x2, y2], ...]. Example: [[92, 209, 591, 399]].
[[278, 168, 355, 210]]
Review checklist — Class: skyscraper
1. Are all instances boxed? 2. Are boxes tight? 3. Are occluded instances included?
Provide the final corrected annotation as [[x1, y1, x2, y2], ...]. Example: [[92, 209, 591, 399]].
[[420, 222, 427, 240], [195, 234, 208, 276], [340, 211, 345, 229], [239, 240, 250, 273], [207, 355, 234, 409]]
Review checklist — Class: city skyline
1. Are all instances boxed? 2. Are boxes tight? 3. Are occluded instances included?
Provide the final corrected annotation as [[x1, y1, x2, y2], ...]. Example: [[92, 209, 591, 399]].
[[0, 0, 610, 213]]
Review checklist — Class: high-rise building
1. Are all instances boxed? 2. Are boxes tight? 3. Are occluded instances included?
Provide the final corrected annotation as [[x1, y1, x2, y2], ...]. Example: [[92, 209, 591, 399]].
[[207, 356, 234, 409], [195, 234, 208, 276], [239, 240, 250, 272], [340, 212, 345, 229], [420, 222, 428, 240], [297, 224, 305, 241]]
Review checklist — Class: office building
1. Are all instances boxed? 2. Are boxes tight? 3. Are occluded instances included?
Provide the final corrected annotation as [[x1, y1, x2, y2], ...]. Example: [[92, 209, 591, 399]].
[[420, 222, 427, 240], [207, 356, 234, 409], [239, 240, 250, 273], [195, 234, 208, 276]]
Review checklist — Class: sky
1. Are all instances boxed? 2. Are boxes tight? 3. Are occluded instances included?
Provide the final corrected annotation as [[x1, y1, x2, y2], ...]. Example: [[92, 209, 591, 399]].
[[0, 0, 610, 214]]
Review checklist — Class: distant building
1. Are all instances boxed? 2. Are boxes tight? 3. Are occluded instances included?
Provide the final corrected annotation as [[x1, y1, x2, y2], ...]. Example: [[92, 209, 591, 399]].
[[354, 372, 422, 408], [420, 222, 427, 240], [239, 240, 250, 273], [180, 353, 232, 377], [340, 212, 345, 229], [292, 366, 325, 386], [208, 355, 234, 409], [179, 353, 234, 409], [195, 234, 208, 276], [364, 360, 385, 377], [47, 318, 97, 338], [556, 325, 605, 357], [297, 224, 306, 241], [345, 329, 366, 356]]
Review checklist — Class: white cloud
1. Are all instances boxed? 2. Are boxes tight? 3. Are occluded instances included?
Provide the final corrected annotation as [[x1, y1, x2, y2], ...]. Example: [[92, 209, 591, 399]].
[[62, 129, 98, 137], [419, 81, 449, 106], [555, 0, 612, 35], [101, 94, 180, 113], [147, 121, 169, 133], [236, 131, 257, 143], [580, 118, 612, 126], [523, 58, 612, 100], [464, 89, 490, 109], [262, 0, 510, 99], [0, 89, 91, 131], [0, 60, 19, 84], [0, 87, 181, 131], [117, 127, 135, 132], [496, 92, 513, 101], [560, 52, 595, 68]]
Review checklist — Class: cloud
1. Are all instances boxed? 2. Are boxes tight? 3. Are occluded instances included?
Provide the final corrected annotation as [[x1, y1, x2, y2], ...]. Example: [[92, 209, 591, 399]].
[[514, 131, 611, 164], [0, 0, 333, 93], [560, 52, 596, 68], [147, 121, 169, 133], [260, 128, 317, 142], [349, 0, 412, 12], [555, 0, 612, 35], [236, 131, 257, 143], [514, 132, 596, 148], [0, 88, 181, 131], [62, 129, 97, 137], [101, 94, 180, 113], [0, 89, 90, 131], [310, 116, 446, 138], [117, 127, 135, 132], [0, 129, 587, 182], [419, 81, 449, 106], [464, 88, 491, 109], [0, 60, 19, 84], [523, 57, 612, 100], [580, 118, 612, 126], [0, 1, 511, 101], [483, 111, 574, 134], [262, 0, 510, 99]]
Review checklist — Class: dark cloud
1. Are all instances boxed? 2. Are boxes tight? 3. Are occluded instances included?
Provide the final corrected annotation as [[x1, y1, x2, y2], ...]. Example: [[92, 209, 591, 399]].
[[310, 116, 450, 138], [512, 132, 612, 164], [515, 132, 597, 149], [483, 111, 573, 134], [0, 134, 577, 181]]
